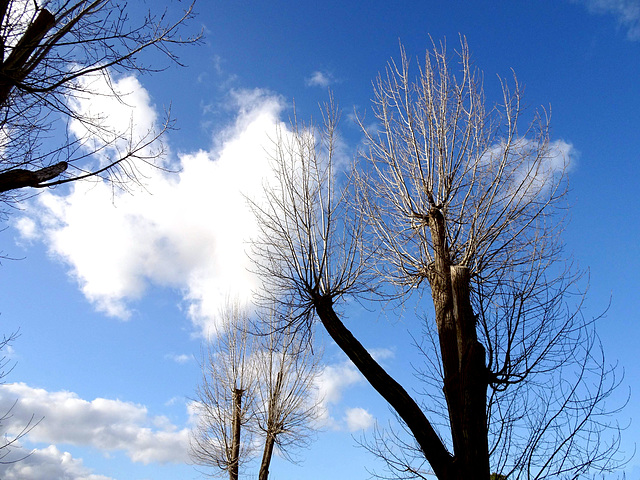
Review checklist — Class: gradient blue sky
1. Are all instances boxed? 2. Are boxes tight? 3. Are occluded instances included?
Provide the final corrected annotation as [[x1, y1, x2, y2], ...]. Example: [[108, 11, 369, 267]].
[[0, 1, 639, 479]]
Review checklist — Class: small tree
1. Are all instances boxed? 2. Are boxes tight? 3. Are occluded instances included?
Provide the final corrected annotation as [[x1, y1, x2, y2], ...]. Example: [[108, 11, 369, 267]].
[[190, 304, 321, 480], [251, 39, 622, 480], [190, 305, 256, 480], [0, 0, 199, 208]]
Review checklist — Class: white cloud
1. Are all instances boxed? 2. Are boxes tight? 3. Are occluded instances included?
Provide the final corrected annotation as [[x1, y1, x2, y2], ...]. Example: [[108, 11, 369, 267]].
[[66, 71, 159, 161], [313, 360, 365, 430], [369, 347, 395, 362], [16, 83, 287, 335], [0, 445, 113, 480], [165, 353, 192, 364], [344, 407, 375, 432], [315, 360, 362, 406], [0, 383, 189, 464], [305, 70, 335, 87], [573, 0, 640, 39], [478, 138, 574, 204], [13, 216, 37, 242], [516, 139, 574, 200]]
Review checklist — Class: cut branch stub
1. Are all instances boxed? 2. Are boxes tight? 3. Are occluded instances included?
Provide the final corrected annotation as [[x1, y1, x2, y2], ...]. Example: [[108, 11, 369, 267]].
[[0, 161, 68, 193]]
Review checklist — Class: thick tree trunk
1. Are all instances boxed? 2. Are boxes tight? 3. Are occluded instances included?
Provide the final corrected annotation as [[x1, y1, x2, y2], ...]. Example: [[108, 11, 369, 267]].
[[450, 266, 490, 479], [230, 388, 243, 480], [426, 208, 465, 465], [427, 208, 490, 479]]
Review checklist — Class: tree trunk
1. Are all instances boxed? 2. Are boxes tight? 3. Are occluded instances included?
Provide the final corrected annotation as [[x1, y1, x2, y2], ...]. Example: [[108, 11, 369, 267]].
[[426, 208, 490, 479], [258, 432, 276, 480], [426, 208, 465, 470], [0, 8, 56, 104], [258, 370, 283, 480], [450, 266, 490, 479], [230, 388, 243, 480]]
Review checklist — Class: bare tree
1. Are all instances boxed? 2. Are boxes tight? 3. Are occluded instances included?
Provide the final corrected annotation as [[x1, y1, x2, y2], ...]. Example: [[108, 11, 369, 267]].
[[251, 39, 623, 480], [253, 310, 322, 480], [190, 304, 321, 480], [0, 0, 199, 209], [190, 305, 256, 480]]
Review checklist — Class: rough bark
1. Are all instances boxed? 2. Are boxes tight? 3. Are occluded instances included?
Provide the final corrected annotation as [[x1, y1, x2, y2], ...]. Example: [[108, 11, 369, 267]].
[[450, 265, 490, 479], [422, 207, 490, 479], [0, 161, 68, 192], [426, 208, 465, 471]]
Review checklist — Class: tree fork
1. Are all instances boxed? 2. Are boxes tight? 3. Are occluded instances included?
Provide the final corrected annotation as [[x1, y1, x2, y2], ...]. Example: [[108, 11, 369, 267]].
[[427, 209, 490, 479], [427, 208, 467, 468]]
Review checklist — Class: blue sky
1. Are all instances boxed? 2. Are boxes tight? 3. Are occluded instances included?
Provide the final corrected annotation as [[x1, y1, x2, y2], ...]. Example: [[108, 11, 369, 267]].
[[0, 0, 639, 478]]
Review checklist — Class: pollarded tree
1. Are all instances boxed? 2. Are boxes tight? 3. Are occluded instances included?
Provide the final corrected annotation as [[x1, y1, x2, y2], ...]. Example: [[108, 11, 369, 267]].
[[190, 304, 321, 480], [250, 39, 622, 480], [0, 0, 199, 208], [190, 305, 257, 480]]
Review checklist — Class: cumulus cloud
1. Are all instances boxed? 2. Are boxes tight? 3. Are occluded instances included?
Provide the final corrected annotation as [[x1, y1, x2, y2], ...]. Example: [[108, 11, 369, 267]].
[[315, 360, 362, 406], [305, 70, 335, 87], [573, 0, 640, 39], [66, 71, 159, 162], [313, 359, 374, 431], [16, 81, 287, 335], [344, 407, 375, 432], [0, 383, 189, 464], [0, 445, 113, 480]]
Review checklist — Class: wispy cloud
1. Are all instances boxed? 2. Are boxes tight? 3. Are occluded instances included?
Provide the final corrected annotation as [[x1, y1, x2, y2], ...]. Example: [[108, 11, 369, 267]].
[[0, 383, 190, 464], [305, 70, 335, 87], [573, 0, 640, 39], [166, 353, 192, 364]]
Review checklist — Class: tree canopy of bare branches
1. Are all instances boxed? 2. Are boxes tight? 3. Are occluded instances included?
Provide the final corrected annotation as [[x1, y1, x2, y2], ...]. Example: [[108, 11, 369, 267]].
[[0, 0, 199, 210], [190, 304, 321, 480], [251, 38, 623, 480]]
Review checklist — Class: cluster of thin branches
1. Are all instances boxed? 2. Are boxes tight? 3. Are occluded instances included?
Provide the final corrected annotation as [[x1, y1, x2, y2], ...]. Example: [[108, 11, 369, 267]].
[[0, 0, 200, 210], [0, 331, 41, 465], [250, 97, 372, 329]]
